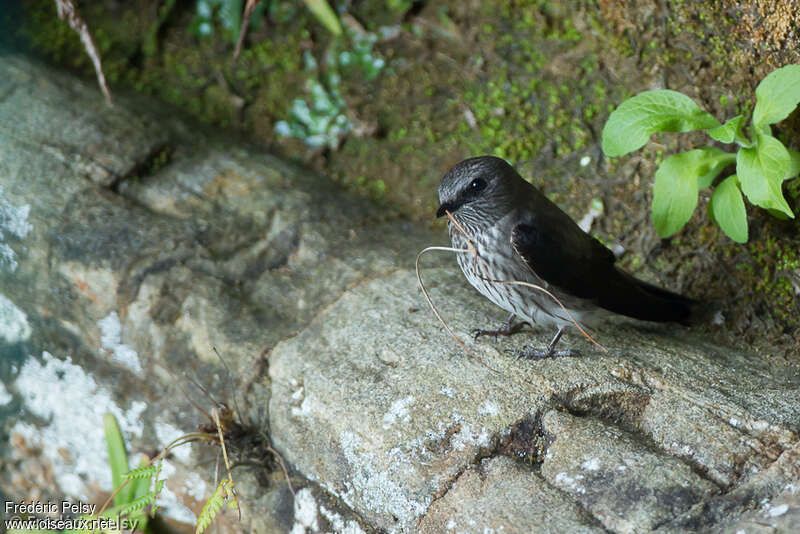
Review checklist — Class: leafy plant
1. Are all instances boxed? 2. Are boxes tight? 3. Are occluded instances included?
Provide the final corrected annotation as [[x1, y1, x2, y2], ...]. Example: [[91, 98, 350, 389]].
[[16, 412, 246, 534], [275, 31, 387, 148], [104, 412, 155, 530], [96, 410, 242, 534], [602, 64, 800, 243], [274, 52, 353, 148], [192, 0, 341, 41], [196, 479, 237, 534]]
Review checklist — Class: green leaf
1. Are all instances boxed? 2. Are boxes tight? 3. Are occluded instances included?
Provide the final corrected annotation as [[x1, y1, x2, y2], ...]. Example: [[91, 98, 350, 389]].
[[707, 115, 752, 146], [602, 90, 721, 157], [736, 133, 794, 217], [696, 148, 736, 188], [104, 413, 133, 507], [710, 176, 748, 243], [196, 479, 231, 534], [787, 148, 800, 179], [301, 0, 343, 35], [118, 492, 157, 517], [766, 209, 791, 220], [652, 149, 716, 237], [124, 465, 158, 480], [753, 64, 800, 128]]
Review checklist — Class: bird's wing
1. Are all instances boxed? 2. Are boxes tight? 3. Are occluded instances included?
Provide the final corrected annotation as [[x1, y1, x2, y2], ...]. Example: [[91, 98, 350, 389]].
[[509, 207, 616, 301], [510, 207, 696, 323], [510, 223, 613, 300]]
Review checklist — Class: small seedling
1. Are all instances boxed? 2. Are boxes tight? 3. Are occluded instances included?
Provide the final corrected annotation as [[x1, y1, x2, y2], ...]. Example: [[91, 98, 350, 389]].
[[602, 64, 800, 243]]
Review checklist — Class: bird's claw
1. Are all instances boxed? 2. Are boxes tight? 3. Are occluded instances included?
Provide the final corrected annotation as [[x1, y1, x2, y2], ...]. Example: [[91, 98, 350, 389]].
[[471, 321, 524, 341], [471, 328, 498, 341]]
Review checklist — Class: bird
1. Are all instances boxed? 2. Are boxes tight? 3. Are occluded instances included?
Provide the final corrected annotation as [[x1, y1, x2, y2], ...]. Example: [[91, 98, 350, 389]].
[[436, 155, 702, 359]]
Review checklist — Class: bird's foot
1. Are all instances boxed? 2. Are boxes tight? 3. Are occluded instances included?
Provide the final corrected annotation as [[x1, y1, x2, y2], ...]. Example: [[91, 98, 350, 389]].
[[511, 346, 577, 360], [472, 321, 524, 341], [472, 314, 524, 341]]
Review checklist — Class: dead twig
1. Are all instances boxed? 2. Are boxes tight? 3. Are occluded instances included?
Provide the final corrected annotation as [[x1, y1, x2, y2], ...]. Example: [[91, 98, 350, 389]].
[[416, 244, 497, 372], [213, 407, 241, 519], [233, 0, 260, 62], [54, 0, 112, 106]]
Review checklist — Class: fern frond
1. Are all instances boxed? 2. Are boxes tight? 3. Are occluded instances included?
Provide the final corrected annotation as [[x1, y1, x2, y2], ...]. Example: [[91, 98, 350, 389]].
[[124, 465, 158, 480], [118, 492, 157, 516], [195, 479, 231, 534]]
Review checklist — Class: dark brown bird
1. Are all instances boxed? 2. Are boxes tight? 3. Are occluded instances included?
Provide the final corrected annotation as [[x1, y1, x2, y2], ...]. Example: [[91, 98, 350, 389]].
[[437, 156, 701, 359]]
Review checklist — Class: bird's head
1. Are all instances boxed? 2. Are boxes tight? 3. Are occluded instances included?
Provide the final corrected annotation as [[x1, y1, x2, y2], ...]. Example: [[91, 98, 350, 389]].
[[437, 156, 521, 229]]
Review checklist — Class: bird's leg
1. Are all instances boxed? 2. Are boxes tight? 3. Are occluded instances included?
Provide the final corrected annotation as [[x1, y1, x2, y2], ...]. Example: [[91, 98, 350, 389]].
[[514, 326, 576, 360], [472, 313, 525, 340]]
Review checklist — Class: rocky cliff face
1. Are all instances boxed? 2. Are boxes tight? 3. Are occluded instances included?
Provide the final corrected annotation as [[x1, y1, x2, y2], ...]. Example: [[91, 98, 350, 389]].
[[1, 55, 799, 534]]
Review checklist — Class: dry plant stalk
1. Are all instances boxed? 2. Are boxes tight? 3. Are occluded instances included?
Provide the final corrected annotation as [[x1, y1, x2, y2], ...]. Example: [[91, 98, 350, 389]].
[[234, 0, 261, 61], [54, 0, 113, 106], [213, 406, 241, 518], [416, 210, 606, 363]]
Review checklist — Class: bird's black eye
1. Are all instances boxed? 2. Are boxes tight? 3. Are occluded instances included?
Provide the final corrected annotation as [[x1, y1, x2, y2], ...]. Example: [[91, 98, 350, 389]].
[[469, 178, 487, 192]]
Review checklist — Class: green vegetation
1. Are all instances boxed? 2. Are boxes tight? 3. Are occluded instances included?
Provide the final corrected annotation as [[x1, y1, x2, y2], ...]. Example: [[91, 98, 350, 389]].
[[275, 32, 387, 148], [461, 5, 604, 164], [192, 0, 340, 40], [602, 65, 800, 243]]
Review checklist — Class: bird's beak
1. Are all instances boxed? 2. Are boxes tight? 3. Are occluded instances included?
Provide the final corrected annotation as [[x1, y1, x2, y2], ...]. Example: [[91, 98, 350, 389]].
[[436, 203, 453, 218]]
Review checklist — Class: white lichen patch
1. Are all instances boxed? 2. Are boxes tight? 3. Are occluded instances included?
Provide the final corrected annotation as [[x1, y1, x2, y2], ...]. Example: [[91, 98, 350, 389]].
[[0, 293, 31, 343], [767, 503, 788, 517], [478, 400, 499, 417], [338, 431, 427, 526], [581, 458, 601, 471], [319, 503, 367, 534], [292, 396, 313, 418], [183, 471, 209, 502], [154, 421, 193, 463], [289, 381, 313, 418], [0, 381, 12, 405], [11, 351, 146, 500], [554, 472, 586, 495], [291, 488, 320, 533], [382, 396, 414, 429], [98, 311, 143, 373], [439, 386, 455, 398], [0, 186, 32, 272], [451, 423, 490, 451], [158, 460, 199, 524]]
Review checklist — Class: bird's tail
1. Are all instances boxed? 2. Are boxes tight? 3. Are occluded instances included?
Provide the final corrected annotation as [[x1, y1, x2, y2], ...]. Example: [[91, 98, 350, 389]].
[[603, 268, 714, 326]]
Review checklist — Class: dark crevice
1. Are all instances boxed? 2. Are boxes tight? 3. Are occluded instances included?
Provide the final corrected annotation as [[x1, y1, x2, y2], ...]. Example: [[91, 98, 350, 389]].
[[495, 411, 547, 465], [402, 0, 427, 22], [117, 252, 194, 306], [490, 409, 615, 533], [108, 143, 174, 192], [552, 387, 651, 436], [491, 389, 736, 531], [552, 387, 732, 492], [535, 472, 616, 534]]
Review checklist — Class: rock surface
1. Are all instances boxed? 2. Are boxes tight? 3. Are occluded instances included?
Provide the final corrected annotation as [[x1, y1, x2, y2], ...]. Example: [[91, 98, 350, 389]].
[[1, 54, 799, 534]]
